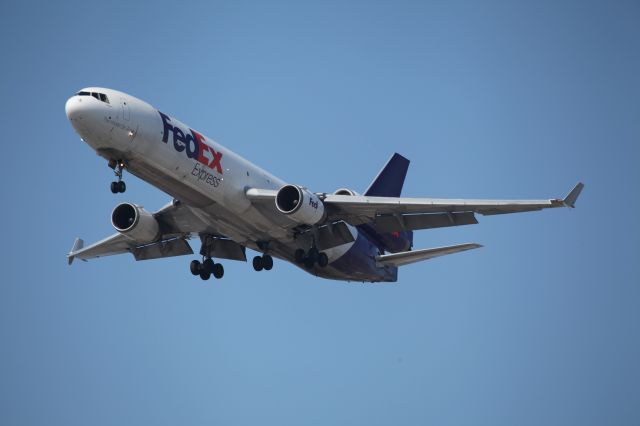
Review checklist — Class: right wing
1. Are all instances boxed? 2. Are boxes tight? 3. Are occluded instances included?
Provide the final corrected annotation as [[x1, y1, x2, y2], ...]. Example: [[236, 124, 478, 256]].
[[67, 234, 195, 264], [67, 201, 245, 264]]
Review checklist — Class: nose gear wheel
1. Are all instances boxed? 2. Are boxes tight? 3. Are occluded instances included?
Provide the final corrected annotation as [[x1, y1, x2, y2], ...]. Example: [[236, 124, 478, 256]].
[[109, 159, 127, 193]]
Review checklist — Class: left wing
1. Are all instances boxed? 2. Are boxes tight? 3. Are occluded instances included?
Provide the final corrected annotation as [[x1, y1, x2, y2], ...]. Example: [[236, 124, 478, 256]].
[[323, 182, 584, 225], [246, 183, 584, 228]]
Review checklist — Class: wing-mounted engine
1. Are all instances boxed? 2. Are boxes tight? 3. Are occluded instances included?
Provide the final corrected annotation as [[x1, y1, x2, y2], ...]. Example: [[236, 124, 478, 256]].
[[333, 188, 360, 196], [111, 202, 160, 244], [275, 184, 326, 225]]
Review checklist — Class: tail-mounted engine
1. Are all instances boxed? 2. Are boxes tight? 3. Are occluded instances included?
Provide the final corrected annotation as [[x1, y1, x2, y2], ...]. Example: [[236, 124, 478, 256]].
[[111, 202, 160, 244], [333, 188, 359, 196], [275, 184, 326, 225]]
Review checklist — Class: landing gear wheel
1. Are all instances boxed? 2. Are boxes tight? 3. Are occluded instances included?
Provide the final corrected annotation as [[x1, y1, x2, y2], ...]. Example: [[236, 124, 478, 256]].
[[190, 260, 201, 275], [253, 255, 264, 271], [212, 263, 224, 279], [199, 270, 211, 280], [203, 258, 215, 274], [317, 252, 329, 268], [109, 160, 126, 193], [294, 249, 305, 264], [262, 254, 273, 271]]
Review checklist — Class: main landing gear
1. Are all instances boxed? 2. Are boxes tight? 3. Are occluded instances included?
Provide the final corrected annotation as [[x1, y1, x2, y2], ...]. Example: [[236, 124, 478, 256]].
[[252, 254, 273, 272], [294, 247, 329, 269], [190, 257, 224, 281], [108, 159, 126, 193]]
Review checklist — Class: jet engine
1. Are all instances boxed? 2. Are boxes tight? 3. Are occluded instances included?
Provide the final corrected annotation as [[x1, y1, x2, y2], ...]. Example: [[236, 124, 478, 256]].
[[275, 184, 325, 225], [111, 202, 160, 244], [333, 188, 360, 196]]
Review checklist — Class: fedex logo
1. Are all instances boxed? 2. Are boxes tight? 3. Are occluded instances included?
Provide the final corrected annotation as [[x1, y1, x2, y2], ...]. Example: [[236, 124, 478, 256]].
[[159, 111, 223, 174], [309, 198, 319, 209]]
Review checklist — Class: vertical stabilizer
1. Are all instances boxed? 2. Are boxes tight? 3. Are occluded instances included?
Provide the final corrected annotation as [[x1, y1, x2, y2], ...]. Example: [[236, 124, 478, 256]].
[[364, 153, 410, 197], [362, 153, 413, 252]]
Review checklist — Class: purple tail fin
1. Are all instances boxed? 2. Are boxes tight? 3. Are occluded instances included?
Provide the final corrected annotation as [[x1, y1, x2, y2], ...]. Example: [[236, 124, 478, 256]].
[[365, 153, 410, 197], [362, 153, 413, 252]]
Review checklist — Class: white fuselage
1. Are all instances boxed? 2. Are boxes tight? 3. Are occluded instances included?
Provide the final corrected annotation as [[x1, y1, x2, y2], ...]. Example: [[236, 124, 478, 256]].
[[65, 87, 383, 281]]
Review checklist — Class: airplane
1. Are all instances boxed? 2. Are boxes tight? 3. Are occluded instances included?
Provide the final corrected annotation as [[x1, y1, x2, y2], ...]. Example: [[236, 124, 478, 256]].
[[66, 87, 583, 283]]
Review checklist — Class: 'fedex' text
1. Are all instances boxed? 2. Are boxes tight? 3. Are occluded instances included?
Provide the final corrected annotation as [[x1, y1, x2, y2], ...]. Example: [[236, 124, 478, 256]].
[[159, 111, 223, 174]]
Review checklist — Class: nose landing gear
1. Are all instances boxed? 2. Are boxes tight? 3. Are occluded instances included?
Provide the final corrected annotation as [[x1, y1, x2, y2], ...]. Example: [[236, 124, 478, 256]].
[[109, 159, 126, 193]]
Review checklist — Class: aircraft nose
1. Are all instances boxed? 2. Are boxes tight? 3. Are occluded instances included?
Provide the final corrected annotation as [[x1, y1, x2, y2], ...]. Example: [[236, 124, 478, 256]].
[[65, 95, 83, 121]]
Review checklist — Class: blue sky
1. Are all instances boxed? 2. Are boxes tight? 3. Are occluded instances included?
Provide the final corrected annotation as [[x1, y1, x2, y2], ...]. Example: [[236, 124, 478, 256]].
[[1, 1, 638, 425]]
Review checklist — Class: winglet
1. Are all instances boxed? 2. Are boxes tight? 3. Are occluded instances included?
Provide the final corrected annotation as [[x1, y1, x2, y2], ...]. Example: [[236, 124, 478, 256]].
[[68, 238, 84, 265], [563, 182, 584, 208]]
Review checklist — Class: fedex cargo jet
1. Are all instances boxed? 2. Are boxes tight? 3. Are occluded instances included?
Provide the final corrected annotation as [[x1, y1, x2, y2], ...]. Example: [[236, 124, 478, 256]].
[[66, 87, 583, 282]]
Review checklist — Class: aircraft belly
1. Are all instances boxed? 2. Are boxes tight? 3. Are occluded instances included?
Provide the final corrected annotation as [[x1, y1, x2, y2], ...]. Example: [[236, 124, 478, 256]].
[[126, 157, 213, 207], [126, 144, 293, 248]]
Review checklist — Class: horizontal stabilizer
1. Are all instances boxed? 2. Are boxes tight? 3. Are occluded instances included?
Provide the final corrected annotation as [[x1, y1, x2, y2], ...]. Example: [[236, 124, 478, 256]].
[[375, 243, 482, 267]]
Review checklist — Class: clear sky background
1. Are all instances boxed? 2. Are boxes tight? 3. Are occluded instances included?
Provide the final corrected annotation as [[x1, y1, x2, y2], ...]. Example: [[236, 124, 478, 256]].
[[1, 1, 638, 425]]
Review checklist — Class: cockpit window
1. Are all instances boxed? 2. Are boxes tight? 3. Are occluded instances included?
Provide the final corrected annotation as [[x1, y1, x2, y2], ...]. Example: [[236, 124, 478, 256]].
[[75, 91, 109, 104]]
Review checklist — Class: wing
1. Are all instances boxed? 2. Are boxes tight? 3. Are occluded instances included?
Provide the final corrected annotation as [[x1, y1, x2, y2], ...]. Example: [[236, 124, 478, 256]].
[[324, 182, 584, 226], [68, 201, 244, 264], [247, 183, 584, 229], [67, 234, 194, 264]]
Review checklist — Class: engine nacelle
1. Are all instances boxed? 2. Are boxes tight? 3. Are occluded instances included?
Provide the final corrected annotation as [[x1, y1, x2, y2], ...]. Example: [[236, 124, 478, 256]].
[[333, 188, 360, 196], [275, 184, 325, 225], [111, 203, 160, 244]]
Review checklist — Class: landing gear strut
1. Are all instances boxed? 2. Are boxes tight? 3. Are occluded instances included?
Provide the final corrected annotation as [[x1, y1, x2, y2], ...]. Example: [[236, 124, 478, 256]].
[[294, 247, 328, 269], [109, 159, 126, 193], [190, 257, 224, 280]]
